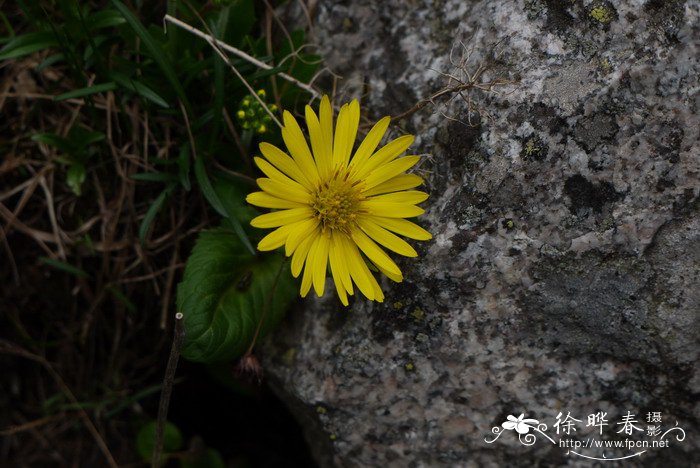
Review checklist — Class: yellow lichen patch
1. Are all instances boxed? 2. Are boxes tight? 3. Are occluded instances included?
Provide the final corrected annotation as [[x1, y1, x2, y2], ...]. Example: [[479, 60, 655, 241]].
[[412, 307, 424, 321], [282, 347, 297, 366], [524, 138, 539, 156], [590, 5, 613, 24]]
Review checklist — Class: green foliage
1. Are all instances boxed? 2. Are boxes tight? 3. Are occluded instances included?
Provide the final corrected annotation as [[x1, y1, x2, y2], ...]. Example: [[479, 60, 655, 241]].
[[110, 0, 190, 109], [194, 157, 255, 255], [39, 257, 90, 279], [136, 420, 183, 462], [135, 422, 225, 468], [7, 0, 319, 370], [32, 127, 104, 196], [176, 228, 298, 362], [181, 440, 226, 468]]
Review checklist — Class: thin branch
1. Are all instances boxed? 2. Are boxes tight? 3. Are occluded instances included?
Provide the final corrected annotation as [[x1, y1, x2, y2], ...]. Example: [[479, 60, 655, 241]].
[[152, 313, 185, 468], [163, 14, 320, 100]]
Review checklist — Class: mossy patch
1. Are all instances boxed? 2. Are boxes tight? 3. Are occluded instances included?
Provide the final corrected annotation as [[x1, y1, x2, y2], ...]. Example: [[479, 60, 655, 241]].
[[520, 134, 548, 161], [589, 4, 615, 24]]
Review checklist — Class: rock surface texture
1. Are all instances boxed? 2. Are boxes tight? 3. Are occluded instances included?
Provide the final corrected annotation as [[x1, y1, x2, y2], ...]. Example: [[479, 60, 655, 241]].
[[262, 1, 700, 466]]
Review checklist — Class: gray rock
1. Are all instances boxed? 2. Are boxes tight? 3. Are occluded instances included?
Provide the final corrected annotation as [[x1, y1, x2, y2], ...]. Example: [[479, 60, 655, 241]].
[[263, 0, 700, 465]]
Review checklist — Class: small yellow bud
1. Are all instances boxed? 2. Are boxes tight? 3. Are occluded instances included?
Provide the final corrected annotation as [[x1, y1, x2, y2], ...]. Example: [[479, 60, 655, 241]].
[[257, 89, 266, 98], [258, 124, 267, 134], [236, 110, 245, 119], [269, 104, 278, 112]]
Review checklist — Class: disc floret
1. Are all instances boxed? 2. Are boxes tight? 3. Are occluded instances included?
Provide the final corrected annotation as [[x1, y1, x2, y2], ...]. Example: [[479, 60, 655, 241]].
[[311, 170, 362, 234]]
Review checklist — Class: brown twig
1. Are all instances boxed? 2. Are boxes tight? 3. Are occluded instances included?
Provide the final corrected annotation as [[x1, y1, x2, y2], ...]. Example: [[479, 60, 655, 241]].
[[0, 415, 64, 437], [152, 312, 185, 468], [163, 14, 320, 101]]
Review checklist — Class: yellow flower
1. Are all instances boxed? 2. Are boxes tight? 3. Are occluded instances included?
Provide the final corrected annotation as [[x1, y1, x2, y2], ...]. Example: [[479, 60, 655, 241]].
[[246, 96, 431, 305]]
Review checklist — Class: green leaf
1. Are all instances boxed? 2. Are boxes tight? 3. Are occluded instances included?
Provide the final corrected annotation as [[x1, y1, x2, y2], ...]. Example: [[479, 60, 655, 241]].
[[106, 383, 162, 418], [31, 133, 74, 153], [0, 31, 57, 61], [194, 157, 254, 255], [177, 144, 191, 191], [36, 53, 64, 71], [212, 175, 257, 228], [227, 0, 255, 46], [87, 9, 127, 30], [182, 447, 226, 468], [54, 82, 117, 101], [130, 172, 178, 183], [247, 64, 288, 82], [68, 126, 105, 148], [83, 35, 110, 64], [0, 11, 15, 39], [39, 257, 90, 279], [110, 0, 189, 110], [106, 285, 137, 313], [112, 72, 170, 108], [67, 163, 86, 196], [176, 228, 298, 362], [138, 184, 174, 245], [136, 421, 183, 462], [210, 8, 228, 141]]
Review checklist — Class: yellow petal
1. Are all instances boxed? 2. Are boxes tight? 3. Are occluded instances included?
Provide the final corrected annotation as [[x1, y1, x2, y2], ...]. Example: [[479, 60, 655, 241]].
[[254, 156, 297, 184], [362, 156, 421, 190], [330, 261, 349, 306], [367, 190, 429, 205], [250, 207, 312, 228], [352, 134, 414, 180], [372, 260, 403, 283], [312, 232, 330, 297], [362, 174, 424, 197], [291, 233, 316, 277], [357, 218, 418, 257], [370, 217, 433, 240], [282, 111, 319, 183], [339, 234, 378, 301], [350, 228, 401, 277], [300, 238, 315, 297], [285, 217, 320, 256], [259, 143, 314, 190], [371, 272, 384, 302], [361, 200, 425, 218], [349, 116, 390, 169], [319, 95, 334, 167], [257, 178, 311, 204], [305, 105, 331, 178], [329, 231, 353, 294], [246, 191, 305, 209], [257, 223, 295, 251], [333, 100, 360, 168]]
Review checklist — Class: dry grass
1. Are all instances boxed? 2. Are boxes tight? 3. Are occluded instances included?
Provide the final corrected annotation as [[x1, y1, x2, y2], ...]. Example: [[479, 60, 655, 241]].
[[0, 51, 209, 465]]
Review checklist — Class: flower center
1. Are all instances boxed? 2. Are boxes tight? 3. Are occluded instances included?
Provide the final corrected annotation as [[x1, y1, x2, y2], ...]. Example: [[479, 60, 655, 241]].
[[311, 170, 363, 233]]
